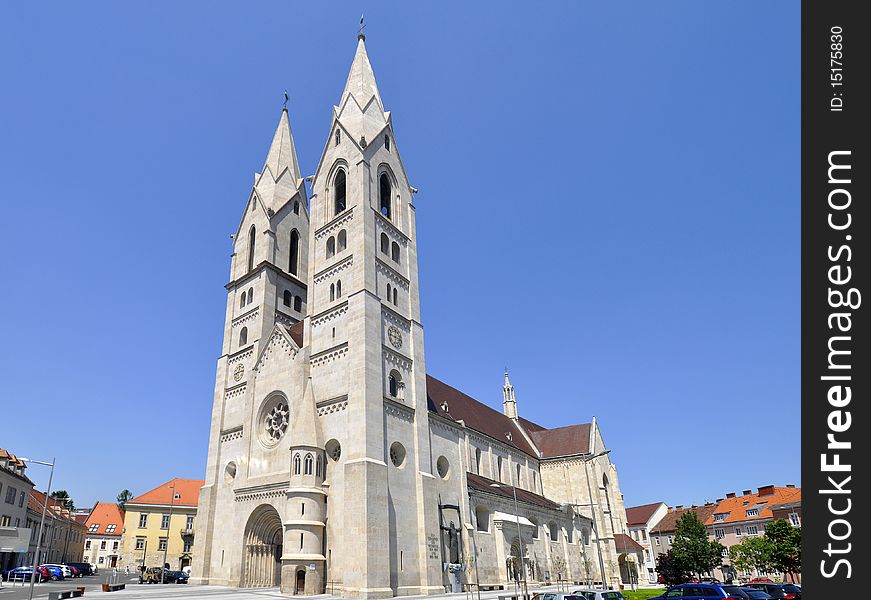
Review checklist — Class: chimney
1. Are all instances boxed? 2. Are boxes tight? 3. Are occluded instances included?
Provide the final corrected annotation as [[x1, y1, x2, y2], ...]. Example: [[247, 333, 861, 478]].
[[726, 493, 736, 499], [758, 485, 776, 496], [742, 490, 752, 496], [786, 484, 796, 488]]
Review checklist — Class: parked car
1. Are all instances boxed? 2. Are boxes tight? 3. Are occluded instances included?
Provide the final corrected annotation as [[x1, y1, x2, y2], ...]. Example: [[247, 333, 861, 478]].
[[2, 566, 50, 582], [743, 591, 773, 600], [780, 584, 801, 599], [652, 583, 751, 599], [43, 564, 73, 578], [573, 589, 627, 600], [747, 578, 774, 584], [64, 562, 93, 576], [164, 570, 189, 584], [531, 593, 585, 600], [139, 567, 188, 584], [40, 565, 65, 581], [743, 583, 796, 599], [720, 586, 752, 599]]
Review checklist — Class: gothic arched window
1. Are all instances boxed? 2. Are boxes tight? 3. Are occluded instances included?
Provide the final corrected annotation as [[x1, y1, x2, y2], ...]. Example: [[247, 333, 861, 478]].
[[387, 284, 392, 303], [247, 288, 253, 304], [247, 225, 256, 272], [239, 327, 248, 346], [293, 200, 299, 214], [392, 288, 398, 305], [336, 280, 342, 298], [316, 455, 322, 477], [326, 236, 336, 258], [380, 232, 389, 254], [384, 135, 390, 152], [475, 506, 489, 533], [388, 370, 401, 397], [240, 294, 246, 309], [334, 169, 346, 215], [337, 229, 347, 252], [516, 463, 522, 486], [335, 129, 341, 146], [304, 453, 313, 475], [293, 296, 302, 312], [283, 290, 292, 307], [330, 283, 335, 302], [475, 448, 482, 474], [549, 521, 559, 542], [293, 453, 301, 475], [379, 173, 392, 220], [497, 456, 503, 482], [289, 229, 300, 275], [391, 242, 400, 264]]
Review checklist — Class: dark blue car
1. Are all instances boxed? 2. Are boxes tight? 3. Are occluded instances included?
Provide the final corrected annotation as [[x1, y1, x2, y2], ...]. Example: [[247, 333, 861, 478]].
[[41, 565, 65, 580], [2, 565, 47, 582], [652, 583, 751, 599]]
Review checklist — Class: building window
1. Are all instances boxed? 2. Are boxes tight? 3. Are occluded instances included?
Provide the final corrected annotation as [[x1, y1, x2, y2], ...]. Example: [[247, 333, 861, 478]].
[[85, 540, 91, 549], [186, 515, 194, 530], [714, 528, 725, 539], [100, 540, 107, 550], [388, 370, 401, 397], [497, 456, 503, 482], [475, 506, 489, 533], [379, 173, 392, 219], [721, 548, 728, 557], [384, 134, 390, 152], [655, 536, 660, 546], [184, 540, 193, 553], [326, 236, 336, 258], [747, 525, 759, 535], [158, 538, 167, 551], [0, 515, 10, 526], [330, 283, 335, 302], [714, 513, 726, 522], [387, 283, 392, 303], [240, 294, 246, 308], [138, 514, 148, 528], [239, 327, 248, 346], [4, 486, 15, 504], [283, 290, 292, 306], [248, 225, 256, 272], [735, 527, 743, 537], [106, 524, 116, 534], [316, 455, 323, 477], [475, 448, 482, 474], [247, 288, 253, 304], [161, 514, 170, 529], [789, 512, 800, 526], [337, 229, 347, 252], [293, 200, 300, 215], [18, 491, 24, 507], [380, 232, 389, 254], [548, 522, 559, 542], [98, 557, 104, 564], [293, 453, 301, 475], [293, 296, 302, 312], [334, 169, 346, 215], [667, 536, 673, 544], [335, 129, 341, 146], [88, 524, 99, 532], [336, 280, 342, 298], [582, 528, 590, 545], [289, 229, 300, 275], [113, 541, 119, 550], [746, 508, 759, 517], [516, 463, 521, 486], [391, 241, 400, 264], [304, 453, 314, 475]]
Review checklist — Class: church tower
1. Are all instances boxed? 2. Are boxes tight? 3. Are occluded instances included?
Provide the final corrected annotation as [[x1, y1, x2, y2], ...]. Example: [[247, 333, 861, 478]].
[[305, 33, 442, 598], [502, 370, 518, 419]]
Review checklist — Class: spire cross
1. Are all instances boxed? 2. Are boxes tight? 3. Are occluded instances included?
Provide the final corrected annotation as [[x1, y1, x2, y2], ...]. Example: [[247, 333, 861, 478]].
[[283, 90, 289, 109], [358, 14, 366, 40]]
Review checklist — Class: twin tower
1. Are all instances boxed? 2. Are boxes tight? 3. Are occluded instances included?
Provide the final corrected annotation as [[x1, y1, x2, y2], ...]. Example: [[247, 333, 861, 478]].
[[193, 34, 443, 597]]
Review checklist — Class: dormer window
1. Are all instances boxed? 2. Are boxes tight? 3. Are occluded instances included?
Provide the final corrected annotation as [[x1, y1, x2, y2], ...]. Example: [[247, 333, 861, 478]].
[[746, 508, 759, 517], [714, 513, 726, 522]]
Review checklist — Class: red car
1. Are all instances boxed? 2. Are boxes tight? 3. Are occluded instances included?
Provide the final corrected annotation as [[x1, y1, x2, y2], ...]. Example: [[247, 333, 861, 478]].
[[748, 577, 774, 583]]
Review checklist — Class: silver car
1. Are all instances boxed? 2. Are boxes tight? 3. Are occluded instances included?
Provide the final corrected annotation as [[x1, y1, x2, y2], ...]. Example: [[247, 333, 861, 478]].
[[572, 590, 627, 600]]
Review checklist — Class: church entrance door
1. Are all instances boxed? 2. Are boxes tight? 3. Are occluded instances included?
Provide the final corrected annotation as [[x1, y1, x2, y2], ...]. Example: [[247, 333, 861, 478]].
[[295, 569, 306, 594], [242, 505, 283, 587]]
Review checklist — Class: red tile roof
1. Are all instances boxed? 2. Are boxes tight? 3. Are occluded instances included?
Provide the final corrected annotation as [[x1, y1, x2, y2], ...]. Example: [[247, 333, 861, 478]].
[[530, 423, 591, 458], [467, 472, 561, 510], [706, 486, 801, 526], [614, 533, 645, 552], [84, 502, 125, 536], [626, 502, 665, 526], [426, 375, 539, 457], [650, 504, 719, 535], [0, 448, 34, 485], [128, 478, 204, 507], [288, 320, 304, 347], [27, 490, 84, 527]]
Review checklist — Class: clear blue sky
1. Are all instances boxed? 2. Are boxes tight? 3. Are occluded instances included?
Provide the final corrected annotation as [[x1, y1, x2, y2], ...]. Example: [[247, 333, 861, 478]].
[[0, 1, 798, 510]]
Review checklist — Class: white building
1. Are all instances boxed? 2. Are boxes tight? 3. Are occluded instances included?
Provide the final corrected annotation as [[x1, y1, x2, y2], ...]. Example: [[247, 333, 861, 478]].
[[193, 33, 632, 598], [624, 502, 668, 583], [83, 502, 124, 569]]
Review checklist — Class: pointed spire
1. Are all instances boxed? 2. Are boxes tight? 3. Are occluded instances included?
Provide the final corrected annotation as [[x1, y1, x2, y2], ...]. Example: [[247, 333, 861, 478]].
[[290, 377, 322, 449], [503, 369, 518, 420], [263, 108, 301, 183], [340, 36, 384, 114]]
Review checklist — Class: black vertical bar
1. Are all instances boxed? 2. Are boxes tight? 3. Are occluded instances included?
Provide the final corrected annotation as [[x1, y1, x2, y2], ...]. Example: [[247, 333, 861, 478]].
[[802, 0, 868, 596]]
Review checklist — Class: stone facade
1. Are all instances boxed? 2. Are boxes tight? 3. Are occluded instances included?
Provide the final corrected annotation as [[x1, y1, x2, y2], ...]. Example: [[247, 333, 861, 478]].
[[0, 450, 34, 571], [192, 35, 630, 598]]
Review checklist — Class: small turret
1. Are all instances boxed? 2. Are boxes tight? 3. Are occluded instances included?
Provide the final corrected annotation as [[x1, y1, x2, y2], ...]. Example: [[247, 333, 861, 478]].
[[503, 369, 518, 420]]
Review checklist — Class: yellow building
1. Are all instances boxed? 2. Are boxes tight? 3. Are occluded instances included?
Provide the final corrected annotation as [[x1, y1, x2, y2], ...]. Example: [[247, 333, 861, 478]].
[[119, 478, 203, 572]]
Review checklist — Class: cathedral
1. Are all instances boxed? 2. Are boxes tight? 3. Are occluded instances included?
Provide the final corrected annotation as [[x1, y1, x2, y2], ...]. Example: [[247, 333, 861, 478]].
[[192, 33, 632, 598]]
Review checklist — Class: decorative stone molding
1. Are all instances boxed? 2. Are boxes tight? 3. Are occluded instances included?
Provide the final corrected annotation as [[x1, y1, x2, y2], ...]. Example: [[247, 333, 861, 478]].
[[375, 211, 409, 244], [314, 255, 353, 284], [384, 398, 415, 423], [220, 425, 244, 443], [232, 308, 259, 329], [274, 311, 297, 329], [375, 258, 410, 287], [382, 308, 410, 331], [314, 206, 354, 239], [234, 488, 288, 503], [228, 348, 254, 365], [312, 304, 349, 327], [311, 343, 349, 368], [429, 414, 463, 434], [225, 383, 247, 401], [383, 347, 412, 371], [317, 395, 349, 416], [254, 327, 299, 375]]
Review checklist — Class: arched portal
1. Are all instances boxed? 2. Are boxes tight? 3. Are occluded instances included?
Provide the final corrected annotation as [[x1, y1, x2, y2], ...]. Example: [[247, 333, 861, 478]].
[[242, 504, 283, 588], [295, 569, 306, 594]]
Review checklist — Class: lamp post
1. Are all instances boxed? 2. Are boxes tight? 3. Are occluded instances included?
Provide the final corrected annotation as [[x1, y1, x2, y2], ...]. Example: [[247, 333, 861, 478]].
[[579, 449, 610, 590], [160, 484, 177, 584], [490, 476, 528, 600], [20, 457, 55, 600]]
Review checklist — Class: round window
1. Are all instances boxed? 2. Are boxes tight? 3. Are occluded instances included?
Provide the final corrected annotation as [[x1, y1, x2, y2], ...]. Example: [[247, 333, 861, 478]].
[[436, 456, 450, 479], [259, 395, 290, 446], [224, 461, 237, 484], [389, 442, 406, 468], [326, 439, 342, 462]]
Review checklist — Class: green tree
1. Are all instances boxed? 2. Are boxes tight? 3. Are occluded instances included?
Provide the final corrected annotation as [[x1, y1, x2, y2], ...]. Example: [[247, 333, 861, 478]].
[[655, 549, 691, 586], [671, 511, 724, 578], [728, 536, 773, 577], [764, 519, 801, 580], [49, 490, 74, 511], [117, 489, 133, 510]]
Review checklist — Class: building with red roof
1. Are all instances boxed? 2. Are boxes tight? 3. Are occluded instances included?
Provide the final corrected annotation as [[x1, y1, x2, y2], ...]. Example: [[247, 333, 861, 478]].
[[83, 502, 125, 568]]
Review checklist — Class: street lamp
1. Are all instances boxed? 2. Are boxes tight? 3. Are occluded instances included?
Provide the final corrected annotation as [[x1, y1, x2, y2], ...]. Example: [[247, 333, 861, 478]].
[[160, 484, 177, 584], [19, 457, 55, 600], [490, 478, 528, 600], [579, 449, 610, 590]]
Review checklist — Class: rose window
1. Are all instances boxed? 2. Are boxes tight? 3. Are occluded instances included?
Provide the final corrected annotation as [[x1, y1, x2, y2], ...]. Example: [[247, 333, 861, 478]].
[[263, 400, 289, 443]]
